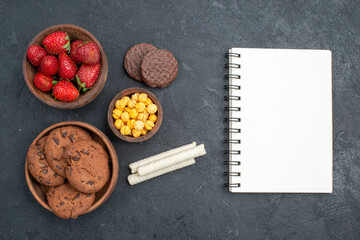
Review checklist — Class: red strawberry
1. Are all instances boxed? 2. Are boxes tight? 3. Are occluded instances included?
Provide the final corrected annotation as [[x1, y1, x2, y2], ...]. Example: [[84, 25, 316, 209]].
[[76, 63, 100, 91], [42, 31, 70, 55], [70, 40, 83, 64], [33, 72, 53, 92], [27, 45, 47, 67], [40, 55, 58, 76], [58, 53, 77, 80], [53, 80, 79, 102], [76, 42, 100, 65]]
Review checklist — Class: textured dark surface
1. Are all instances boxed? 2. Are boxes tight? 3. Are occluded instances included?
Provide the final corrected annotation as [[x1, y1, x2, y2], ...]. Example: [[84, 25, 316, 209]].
[[0, 0, 359, 239]]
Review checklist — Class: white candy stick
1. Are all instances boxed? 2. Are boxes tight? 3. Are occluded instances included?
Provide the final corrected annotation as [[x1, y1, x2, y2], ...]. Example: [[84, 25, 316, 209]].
[[128, 159, 195, 185], [137, 144, 206, 176], [129, 142, 196, 173]]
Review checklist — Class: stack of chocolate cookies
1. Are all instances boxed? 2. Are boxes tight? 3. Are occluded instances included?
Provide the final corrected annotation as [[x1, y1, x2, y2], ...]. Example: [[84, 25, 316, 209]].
[[27, 126, 110, 219], [124, 43, 178, 88]]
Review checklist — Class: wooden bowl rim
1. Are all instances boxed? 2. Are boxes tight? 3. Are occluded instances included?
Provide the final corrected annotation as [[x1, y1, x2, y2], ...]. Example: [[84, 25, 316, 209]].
[[22, 24, 108, 109], [107, 87, 163, 143], [25, 121, 119, 214]]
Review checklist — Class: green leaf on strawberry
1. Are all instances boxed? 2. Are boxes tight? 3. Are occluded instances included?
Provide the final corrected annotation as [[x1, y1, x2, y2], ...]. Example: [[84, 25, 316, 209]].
[[63, 35, 71, 52], [76, 75, 81, 85], [76, 75, 88, 92]]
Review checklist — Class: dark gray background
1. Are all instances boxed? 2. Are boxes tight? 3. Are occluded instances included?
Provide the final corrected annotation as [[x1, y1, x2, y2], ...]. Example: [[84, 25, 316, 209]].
[[1, 0, 359, 239]]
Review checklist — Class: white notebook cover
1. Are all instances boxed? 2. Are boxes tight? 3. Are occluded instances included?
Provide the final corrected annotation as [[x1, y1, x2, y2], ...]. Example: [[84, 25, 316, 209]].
[[228, 48, 332, 193]]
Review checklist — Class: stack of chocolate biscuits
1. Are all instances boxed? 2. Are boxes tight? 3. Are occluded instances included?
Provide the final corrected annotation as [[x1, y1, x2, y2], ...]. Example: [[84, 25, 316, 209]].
[[27, 126, 110, 219], [124, 43, 178, 88]]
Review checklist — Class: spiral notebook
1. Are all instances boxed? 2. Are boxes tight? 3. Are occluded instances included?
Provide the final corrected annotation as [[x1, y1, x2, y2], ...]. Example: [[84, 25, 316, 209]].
[[225, 48, 332, 193]]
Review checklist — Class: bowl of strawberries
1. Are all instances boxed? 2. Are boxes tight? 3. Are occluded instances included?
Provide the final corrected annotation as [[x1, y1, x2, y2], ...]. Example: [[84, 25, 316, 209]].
[[23, 24, 108, 109]]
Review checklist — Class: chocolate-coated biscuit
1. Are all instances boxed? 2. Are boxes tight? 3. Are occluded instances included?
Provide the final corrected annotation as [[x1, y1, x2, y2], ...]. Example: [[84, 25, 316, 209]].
[[27, 136, 65, 186], [140, 49, 178, 88], [64, 140, 110, 193], [124, 43, 157, 81], [47, 183, 95, 219], [44, 126, 92, 177]]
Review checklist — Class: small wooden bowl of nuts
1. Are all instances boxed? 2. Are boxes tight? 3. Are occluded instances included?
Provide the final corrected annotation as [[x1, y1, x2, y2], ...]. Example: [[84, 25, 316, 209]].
[[107, 87, 163, 143]]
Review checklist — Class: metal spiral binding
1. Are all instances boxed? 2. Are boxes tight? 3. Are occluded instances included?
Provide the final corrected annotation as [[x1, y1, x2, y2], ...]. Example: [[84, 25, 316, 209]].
[[224, 183, 241, 188], [224, 128, 241, 133], [224, 85, 241, 90], [224, 107, 241, 111], [224, 150, 241, 154], [224, 51, 241, 189], [225, 53, 241, 58], [224, 74, 241, 80], [224, 139, 241, 144], [225, 63, 241, 69], [224, 117, 241, 122], [224, 172, 241, 176], [224, 96, 241, 101], [224, 160, 241, 165]]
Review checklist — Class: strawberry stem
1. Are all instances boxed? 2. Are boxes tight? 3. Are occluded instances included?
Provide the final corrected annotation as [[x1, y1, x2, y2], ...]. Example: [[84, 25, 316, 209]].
[[76, 75, 87, 92]]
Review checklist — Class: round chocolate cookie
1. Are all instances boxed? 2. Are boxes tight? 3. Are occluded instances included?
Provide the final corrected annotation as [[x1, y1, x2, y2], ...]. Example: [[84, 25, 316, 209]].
[[140, 49, 178, 88], [47, 183, 95, 219], [64, 140, 110, 193], [44, 126, 92, 177], [27, 136, 65, 186], [124, 43, 157, 81]]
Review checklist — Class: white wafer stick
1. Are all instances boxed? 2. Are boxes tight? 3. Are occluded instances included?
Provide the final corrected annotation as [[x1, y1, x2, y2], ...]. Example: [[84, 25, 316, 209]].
[[128, 159, 195, 185], [129, 142, 196, 173], [137, 144, 206, 176]]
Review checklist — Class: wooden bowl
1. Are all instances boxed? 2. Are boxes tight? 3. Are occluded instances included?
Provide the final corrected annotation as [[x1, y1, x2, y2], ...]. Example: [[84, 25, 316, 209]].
[[23, 24, 108, 109], [108, 87, 163, 143], [25, 121, 118, 216]]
